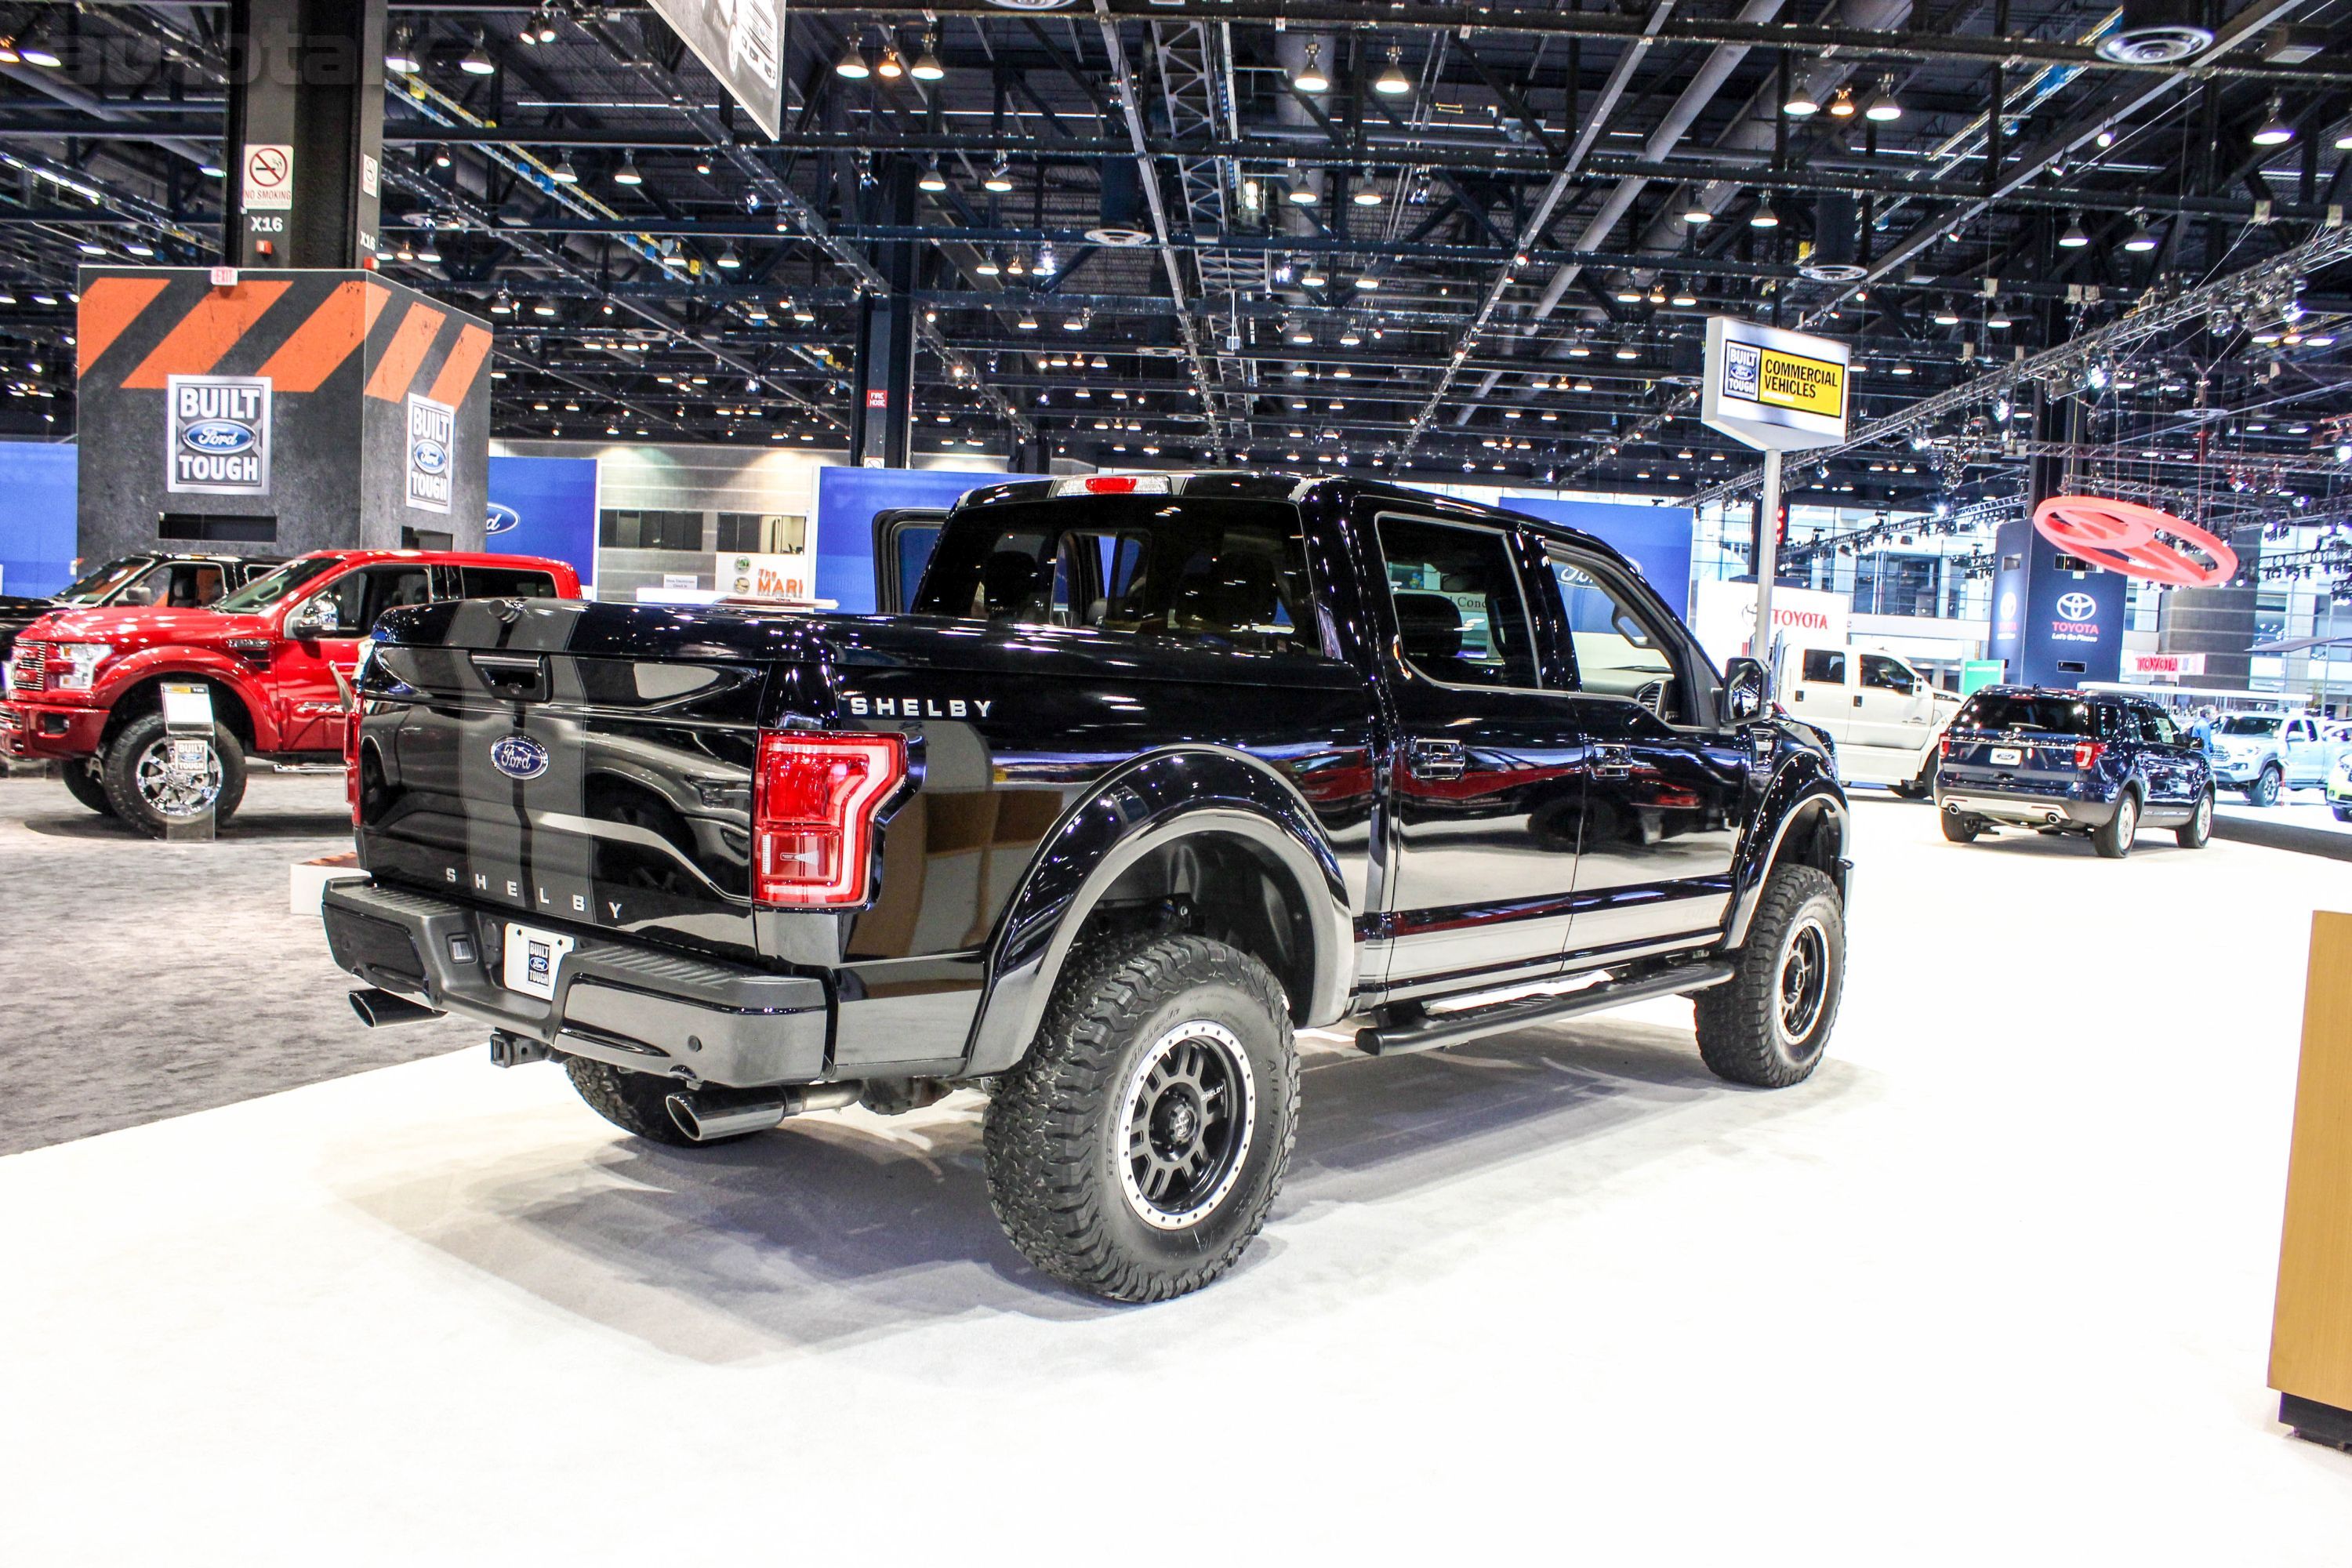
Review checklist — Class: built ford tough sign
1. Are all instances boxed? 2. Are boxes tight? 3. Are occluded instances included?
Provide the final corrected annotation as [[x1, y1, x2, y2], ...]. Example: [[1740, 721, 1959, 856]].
[[324, 474, 1853, 1302]]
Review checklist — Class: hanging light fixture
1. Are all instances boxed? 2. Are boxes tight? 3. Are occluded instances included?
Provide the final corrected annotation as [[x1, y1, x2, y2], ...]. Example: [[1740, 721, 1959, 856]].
[[1784, 82, 1821, 118], [1932, 303, 1960, 326], [835, 35, 871, 79], [876, 44, 906, 81], [1292, 42, 1330, 94], [984, 159, 1014, 193], [2058, 213, 2089, 248], [1863, 79, 1903, 122], [1750, 197, 1780, 229], [1355, 274, 1381, 291], [1287, 172, 1319, 206], [1671, 283, 1699, 307], [912, 34, 946, 82], [459, 32, 497, 74], [2121, 216, 2158, 253], [916, 158, 947, 193], [715, 244, 742, 270], [2253, 97, 2293, 147], [974, 252, 1001, 276], [612, 153, 644, 187], [489, 290, 514, 315], [1826, 85, 1857, 119], [1648, 282, 1668, 305], [1353, 171, 1385, 206], [1017, 310, 1039, 331], [383, 29, 420, 74], [550, 154, 579, 185], [1374, 45, 1412, 96], [1004, 252, 1026, 277], [1682, 194, 1712, 225]]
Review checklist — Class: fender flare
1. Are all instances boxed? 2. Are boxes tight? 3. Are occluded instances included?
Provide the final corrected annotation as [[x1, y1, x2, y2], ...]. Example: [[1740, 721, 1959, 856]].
[[93, 655, 278, 750], [960, 746, 1355, 1076], [1723, 752, 1850, 949]]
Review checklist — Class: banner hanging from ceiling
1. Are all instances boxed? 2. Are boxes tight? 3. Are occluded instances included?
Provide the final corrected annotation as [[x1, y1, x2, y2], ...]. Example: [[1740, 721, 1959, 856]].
[[649, 0, 786, 140]]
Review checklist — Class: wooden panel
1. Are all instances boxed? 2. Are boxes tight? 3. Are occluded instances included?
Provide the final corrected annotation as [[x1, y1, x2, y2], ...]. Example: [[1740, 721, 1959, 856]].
[[2270, 911, 2352, 1409]]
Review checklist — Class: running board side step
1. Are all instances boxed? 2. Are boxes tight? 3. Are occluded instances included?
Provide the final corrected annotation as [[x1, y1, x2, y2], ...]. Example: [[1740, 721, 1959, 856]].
[[1355, 961, 1737, 1057]]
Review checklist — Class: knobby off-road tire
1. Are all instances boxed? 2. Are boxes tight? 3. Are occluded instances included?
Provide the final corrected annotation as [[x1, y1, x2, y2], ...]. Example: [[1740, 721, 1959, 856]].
[[564, 1056, 751, 1149], [2249, 765, 2282, 808], [984, 934, 1299, 1304], [2092, 788, 2139, 859], [2176, 788, 2213, 849], [1695, 865, 1845, 1089], [100, 711, 246, 837], [60, 759, 114, 816], [1939, 810, 1979, 844]]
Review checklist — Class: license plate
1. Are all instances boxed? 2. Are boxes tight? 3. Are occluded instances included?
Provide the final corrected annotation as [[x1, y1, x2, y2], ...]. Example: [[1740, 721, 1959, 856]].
[[503, 922, 576, 1001], [1990, 747, 2022, 766]]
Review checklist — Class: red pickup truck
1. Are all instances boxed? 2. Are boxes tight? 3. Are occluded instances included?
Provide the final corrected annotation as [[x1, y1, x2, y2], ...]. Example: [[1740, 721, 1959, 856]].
[[4, 548, 580, 835]]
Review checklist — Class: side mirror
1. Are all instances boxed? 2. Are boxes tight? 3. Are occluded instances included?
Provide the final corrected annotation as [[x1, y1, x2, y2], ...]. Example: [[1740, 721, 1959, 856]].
[[1724, 656, 1766, 722], [288, 597, 339, 638]]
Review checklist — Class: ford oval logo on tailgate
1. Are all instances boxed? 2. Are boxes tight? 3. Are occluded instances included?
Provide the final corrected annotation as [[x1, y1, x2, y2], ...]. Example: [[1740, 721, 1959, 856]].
[[183, 419, 256, 455], [490, 734, 549, 780]]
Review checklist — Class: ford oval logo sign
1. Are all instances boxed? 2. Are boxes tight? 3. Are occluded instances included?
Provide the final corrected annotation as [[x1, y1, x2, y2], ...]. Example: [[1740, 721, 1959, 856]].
[[2056, 591, 2099, 622], [485, 503, 521, 535], [182, 419, 256, 456], [411, 439, 450, 477], [489, 734, 550, 781]]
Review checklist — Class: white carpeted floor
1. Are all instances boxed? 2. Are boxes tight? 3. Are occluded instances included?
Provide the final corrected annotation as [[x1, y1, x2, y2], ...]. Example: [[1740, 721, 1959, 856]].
[[5, 799, 2350, 1563]]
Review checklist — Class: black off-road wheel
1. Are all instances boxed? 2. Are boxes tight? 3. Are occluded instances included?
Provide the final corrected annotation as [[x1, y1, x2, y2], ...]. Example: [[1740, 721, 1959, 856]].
[[984, 934, 1299, 1303], [1695, 865, 1845, 1089], [2248, 764, 2282, 808], [2092, 788, 2139, 859], [564, 1056, 752, 1148], [59, 758, 114, 816], [1939, 809, 1980, 844], [100, 711, 247, 837], [2176, 788, 2213, 849]]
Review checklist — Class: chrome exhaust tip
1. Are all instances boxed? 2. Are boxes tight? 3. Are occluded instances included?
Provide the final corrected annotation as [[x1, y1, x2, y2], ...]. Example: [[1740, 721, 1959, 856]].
[[349, 987, 445, 1028], [665, 1082, 864, 1142]]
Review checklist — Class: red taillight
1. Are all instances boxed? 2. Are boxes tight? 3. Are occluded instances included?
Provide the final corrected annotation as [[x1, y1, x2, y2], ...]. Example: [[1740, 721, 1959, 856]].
[[753, 731, 906, 907], [2073, 740, 2105, 770], [1083, 475, 1139, 495], [1938, 733, 1951, 759], [345, 709, 364, 826]]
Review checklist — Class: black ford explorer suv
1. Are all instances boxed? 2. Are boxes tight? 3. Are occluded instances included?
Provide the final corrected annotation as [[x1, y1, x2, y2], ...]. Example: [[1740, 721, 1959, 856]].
[[1936, 684, 2215, 858], [324, 474, 1853, 1301]]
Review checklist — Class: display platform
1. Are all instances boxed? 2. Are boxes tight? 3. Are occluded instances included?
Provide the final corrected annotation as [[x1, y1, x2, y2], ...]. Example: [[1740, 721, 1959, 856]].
[[6, 801, 2352, 1559]]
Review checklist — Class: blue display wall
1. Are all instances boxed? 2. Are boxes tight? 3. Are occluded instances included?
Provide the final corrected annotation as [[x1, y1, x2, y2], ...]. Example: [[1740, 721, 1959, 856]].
[[485, 455, 599, 589], [0, 443, 80, 597], [1501, 495, 1695, 618], [814, 466, 1006, 612]]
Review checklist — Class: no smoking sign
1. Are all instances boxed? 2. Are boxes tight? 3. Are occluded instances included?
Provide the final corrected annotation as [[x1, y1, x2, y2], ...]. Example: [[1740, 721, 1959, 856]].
[[241, 143, 292, 212]]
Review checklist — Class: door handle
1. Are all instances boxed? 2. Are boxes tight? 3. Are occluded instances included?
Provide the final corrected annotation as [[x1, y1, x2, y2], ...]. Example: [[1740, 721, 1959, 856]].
[[1407, 738, 1466, 781], [1591, 743, 1634, 779], [1853, 694, 1865, 707]]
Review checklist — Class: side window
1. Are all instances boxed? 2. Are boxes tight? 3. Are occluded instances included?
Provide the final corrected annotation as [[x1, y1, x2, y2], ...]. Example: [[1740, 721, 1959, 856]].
[[1376, 516, 1538, 689], [1801, 648, 1847, 684], [312, 566, 431, 636], [458, 566, 559, 599], [2289, 719, 2317, 744], [1859, 654, 1915, 695], [1537, 546, 1679, 714], [114, 564, 173, 607]]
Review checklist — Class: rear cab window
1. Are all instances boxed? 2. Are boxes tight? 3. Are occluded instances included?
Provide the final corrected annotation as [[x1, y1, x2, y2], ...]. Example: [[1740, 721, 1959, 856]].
[[1801, 648, 1847, 684], [457, 566, 561, 599], [913, 497, 1318, 655]]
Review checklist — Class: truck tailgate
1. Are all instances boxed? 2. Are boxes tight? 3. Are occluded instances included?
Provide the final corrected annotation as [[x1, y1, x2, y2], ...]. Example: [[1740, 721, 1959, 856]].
[[357, 615, 773, 963]]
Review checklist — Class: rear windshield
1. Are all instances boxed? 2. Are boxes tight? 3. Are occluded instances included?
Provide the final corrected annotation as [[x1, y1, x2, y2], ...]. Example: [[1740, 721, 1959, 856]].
[[2219, 715, 2283, 737], [911, 497, 1315, 654], [1955, 693, 2097, 735]]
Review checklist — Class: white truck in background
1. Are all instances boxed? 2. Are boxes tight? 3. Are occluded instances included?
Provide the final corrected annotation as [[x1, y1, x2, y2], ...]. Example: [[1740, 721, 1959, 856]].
[[1780, 644, 1962, 794]]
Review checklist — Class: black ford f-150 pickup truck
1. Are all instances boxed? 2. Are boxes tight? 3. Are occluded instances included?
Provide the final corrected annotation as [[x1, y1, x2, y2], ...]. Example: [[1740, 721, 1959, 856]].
[[325, 473, 1853, 1301]]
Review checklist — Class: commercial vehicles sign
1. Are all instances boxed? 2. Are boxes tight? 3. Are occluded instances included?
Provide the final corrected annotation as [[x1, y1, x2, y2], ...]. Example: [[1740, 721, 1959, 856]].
[[1701, 317, 1851, 451], [405, 393, 455, 514], [166, 374, 270, 495]]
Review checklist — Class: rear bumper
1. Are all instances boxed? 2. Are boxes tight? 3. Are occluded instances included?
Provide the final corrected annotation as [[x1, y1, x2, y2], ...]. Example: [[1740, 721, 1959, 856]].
[[0, 699, 104, 760], [1938, 789, 2118, 828], [321, 880, 831, 1088]]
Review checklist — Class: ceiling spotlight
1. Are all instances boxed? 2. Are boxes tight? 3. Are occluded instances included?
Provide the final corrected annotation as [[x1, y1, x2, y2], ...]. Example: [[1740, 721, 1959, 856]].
[[1301, 268, 1327, 288], [1293, 42, 1330, 95], [876, 45, 906, 81], [1826, 85, 1858, 119], [1353, 173, 1385, 207], [1374, 45, 1413, 96], [2083, 361, 2112, 394], [1647, 282, 1668, 305], [2059, 213, 2089, 248], [912, 35, 946, 82], [433, 145, 454, 171], [1288, 322, 1314, 345], [1004, 252, 1026, 277], [2122, 217, 2158, 253], [1062, 313, 1086, 332], [715, 244, 741, 270], [1356, 274, 1381, 291], [384, 30, 420, 74], [460, 34, 497, 74], [124, 240, 154, 258], [917, 159, 947, 193], [1682, 197, 1712, 226], [1750, 197, 1780, 229], [490, 291, 514, 315], [416, 242, 442, 264], [1986, 306, 2013, 328], [1784, 83, 1821, 118], [1287, 176, 1318, 207], [1892, 361, 1914, 377], [1035, 247, 1058, 276], [1992, 391, 2013, 422], [613, 154, 643, 187], [984, 160, 1014, 194], [974, 253, 1000, 276], [532, 301, 556, 318], [791, 301, 815, 322], [20, 35, 62, 69], [1863, 82, 1903, 122], [1616, 284, 1644, 303], [1671, 285, 1698, 307], [2254, 98, 2293, 147], [1614, 345, 1639, 360], [1339, 326, 1363, 347], [836, 38, 871, 79], [1933, 305, 1960, 326], [550, 154, 579, 185], [1017, 311, 1038, 331]]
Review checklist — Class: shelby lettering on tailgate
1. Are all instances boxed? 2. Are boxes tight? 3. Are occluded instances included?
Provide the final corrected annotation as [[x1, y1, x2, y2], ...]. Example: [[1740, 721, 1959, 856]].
[[848, 695, 993, 718], [442, 862, 629, 924]]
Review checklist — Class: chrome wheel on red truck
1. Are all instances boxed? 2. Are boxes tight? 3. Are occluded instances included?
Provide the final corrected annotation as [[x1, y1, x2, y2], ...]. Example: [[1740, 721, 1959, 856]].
[[100, 712, 245, 837]]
